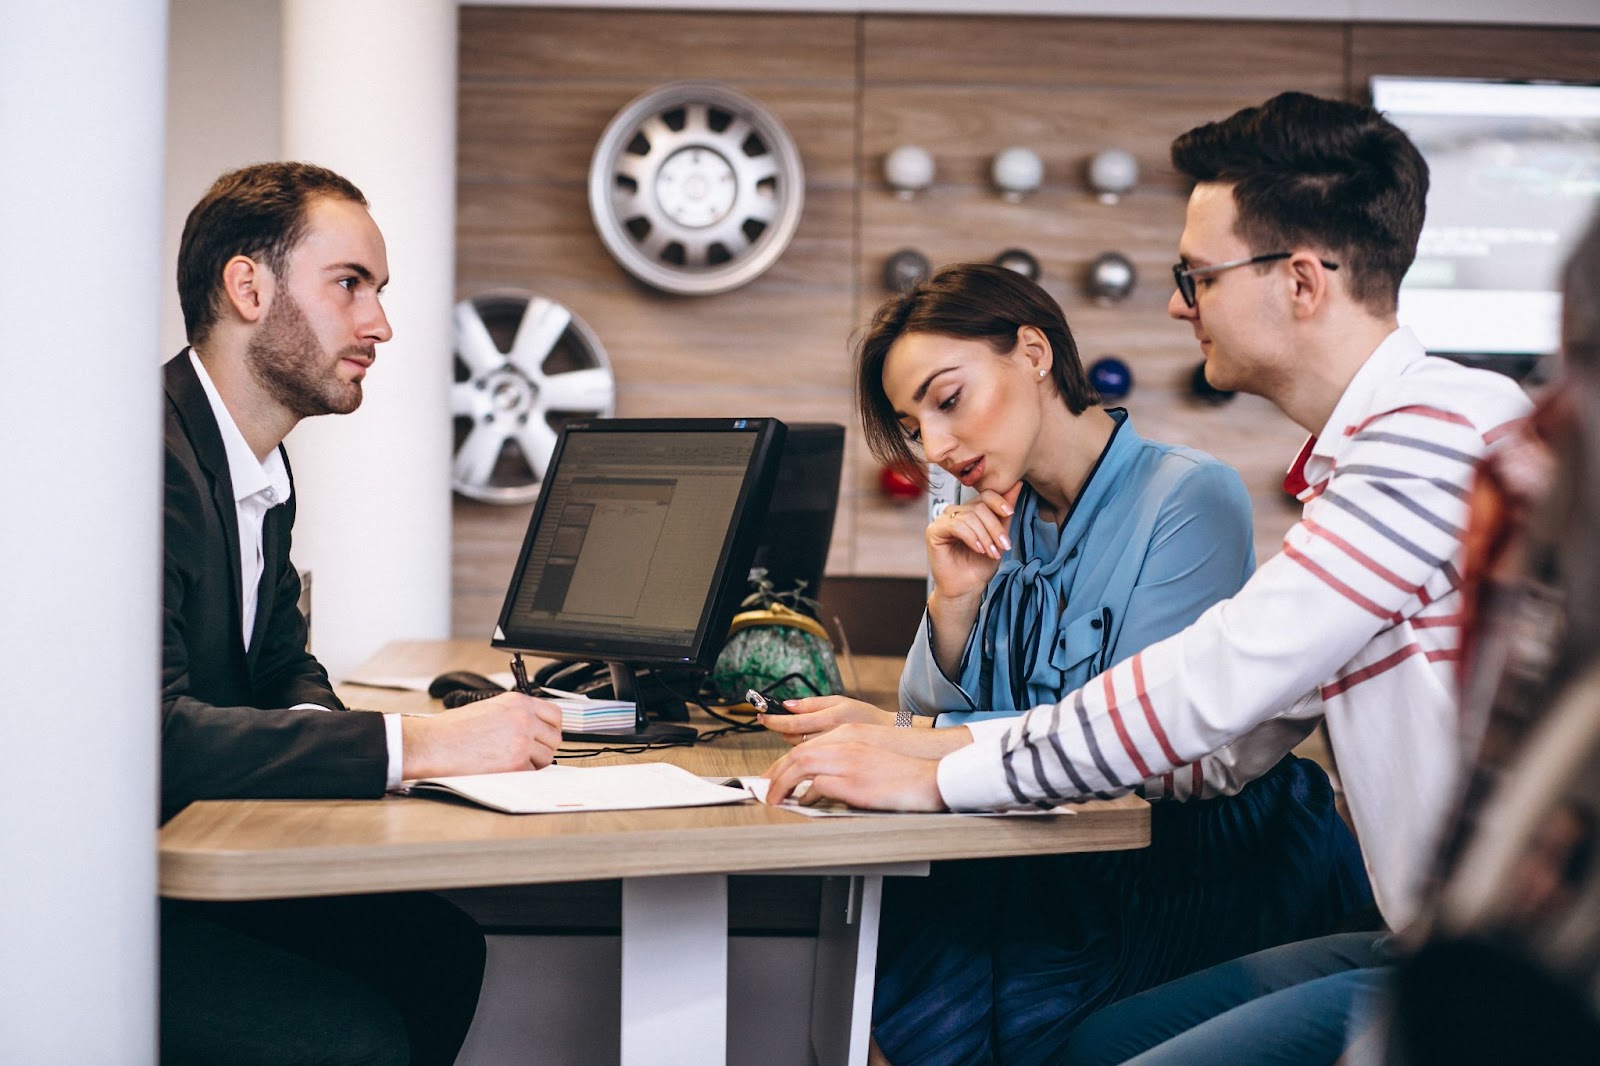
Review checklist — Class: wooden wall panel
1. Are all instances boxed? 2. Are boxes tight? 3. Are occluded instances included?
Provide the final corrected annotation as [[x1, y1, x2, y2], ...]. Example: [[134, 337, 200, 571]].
[[459, 82, 859, 187], [1348, 24, 1600, 89], [458, 182, 856, 290], [862, 17, 1346, 95], [460, 9, 858, 83], [453, 9, 1597, 631], [453, 8, 860, 631], [851, 17, 1342, 578]]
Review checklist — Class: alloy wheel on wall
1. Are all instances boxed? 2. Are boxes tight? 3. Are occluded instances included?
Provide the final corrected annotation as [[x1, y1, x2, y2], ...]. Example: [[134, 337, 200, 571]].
[[452, 291, 616, 504], [588, 81, 806, 295]]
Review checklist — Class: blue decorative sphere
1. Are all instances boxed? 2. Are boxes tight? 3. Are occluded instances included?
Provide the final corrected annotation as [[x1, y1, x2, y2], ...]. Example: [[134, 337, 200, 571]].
[[1088, 356, 1133, 400]]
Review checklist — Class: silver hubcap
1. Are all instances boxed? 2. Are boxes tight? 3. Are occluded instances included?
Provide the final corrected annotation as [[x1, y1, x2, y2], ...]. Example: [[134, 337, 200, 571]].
[[451, 292, 615, 504], [589, 82, 805, 296]]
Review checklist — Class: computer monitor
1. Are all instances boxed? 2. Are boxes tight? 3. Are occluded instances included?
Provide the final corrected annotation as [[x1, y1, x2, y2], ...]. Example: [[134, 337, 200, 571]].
[[746, 422, 844, 612], [1371, 75, 1600, 375], [492, 417, 786, 743]]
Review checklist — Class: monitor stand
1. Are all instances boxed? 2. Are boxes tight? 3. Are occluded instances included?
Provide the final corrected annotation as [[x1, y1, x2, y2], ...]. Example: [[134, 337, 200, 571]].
[[560, 661, 698, 746]]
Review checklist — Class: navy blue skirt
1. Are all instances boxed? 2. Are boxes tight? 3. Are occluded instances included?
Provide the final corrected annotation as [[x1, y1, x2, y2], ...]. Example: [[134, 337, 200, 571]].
[[870, 755, 1373, 1066]]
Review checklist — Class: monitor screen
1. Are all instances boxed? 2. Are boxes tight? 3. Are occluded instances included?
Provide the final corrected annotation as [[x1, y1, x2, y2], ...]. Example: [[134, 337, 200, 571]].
[[493, 418, 786, 675], [1371, 76, 1600, 362], [747, 422, 844, 612]]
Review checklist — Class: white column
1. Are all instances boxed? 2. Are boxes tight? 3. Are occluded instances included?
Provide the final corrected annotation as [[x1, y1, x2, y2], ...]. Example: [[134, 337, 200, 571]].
[[279, 0, 458, 679], [0, 1, 165, 1061]]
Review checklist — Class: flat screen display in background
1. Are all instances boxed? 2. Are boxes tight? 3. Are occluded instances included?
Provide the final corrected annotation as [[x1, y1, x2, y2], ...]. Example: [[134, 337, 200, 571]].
[[1371, 76, 1600, 361]]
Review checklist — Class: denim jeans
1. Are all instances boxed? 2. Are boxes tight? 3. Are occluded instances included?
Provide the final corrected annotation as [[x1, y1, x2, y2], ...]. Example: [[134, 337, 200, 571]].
[[1060, 931, 1393, 1066]]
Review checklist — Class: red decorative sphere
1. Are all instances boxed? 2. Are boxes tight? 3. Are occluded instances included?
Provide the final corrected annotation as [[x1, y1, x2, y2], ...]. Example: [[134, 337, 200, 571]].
[[878, 465, 923, 503]]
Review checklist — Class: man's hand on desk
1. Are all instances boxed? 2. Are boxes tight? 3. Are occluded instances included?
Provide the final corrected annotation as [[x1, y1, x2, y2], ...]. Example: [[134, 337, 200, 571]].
[[762, 733, 946, 811], [760, 722, 974, 811], [401, 693, 562, 780]]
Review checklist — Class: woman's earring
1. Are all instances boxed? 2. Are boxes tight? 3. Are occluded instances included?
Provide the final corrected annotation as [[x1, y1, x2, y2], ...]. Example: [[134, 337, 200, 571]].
[[1038, 369, 1047, 378]]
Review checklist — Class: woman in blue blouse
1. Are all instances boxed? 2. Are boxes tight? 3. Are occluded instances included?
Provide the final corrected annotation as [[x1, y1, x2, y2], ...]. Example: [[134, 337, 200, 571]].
[[763, 264, 1372, 1065]]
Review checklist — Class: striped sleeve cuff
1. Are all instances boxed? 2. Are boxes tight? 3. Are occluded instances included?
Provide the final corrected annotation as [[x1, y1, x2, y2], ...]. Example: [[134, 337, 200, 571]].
[[935, 718, 1018, 810]]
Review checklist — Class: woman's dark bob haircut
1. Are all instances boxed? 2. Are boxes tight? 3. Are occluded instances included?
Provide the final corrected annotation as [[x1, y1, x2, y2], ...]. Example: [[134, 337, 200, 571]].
[[855, 262, 1099, 484]]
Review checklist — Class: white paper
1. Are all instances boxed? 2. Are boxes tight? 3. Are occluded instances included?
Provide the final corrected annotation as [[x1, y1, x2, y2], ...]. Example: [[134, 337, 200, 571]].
[[735, 776, 1078, 818], [405, 763, 754, 814]]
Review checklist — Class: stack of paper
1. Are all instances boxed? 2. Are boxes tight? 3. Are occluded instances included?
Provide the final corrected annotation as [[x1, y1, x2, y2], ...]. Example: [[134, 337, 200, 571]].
[[546, 694, 637, 734]]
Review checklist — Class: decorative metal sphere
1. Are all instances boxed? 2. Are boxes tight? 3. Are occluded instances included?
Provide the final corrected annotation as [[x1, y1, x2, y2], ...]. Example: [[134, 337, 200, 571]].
[[1190, 360, 1237, 406], [1086, 252, 1137, 303], [882, 248, 932, 294], [884, 145, 935, 198], [990, 146, 1044, 202], [1086, 148, 1140, 204], [993, 248, 1041, 281], [1088, 356, 1134, 401]]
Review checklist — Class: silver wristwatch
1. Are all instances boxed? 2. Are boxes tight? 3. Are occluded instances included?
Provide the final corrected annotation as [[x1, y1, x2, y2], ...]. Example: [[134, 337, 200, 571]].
[[895, 708, 914, 729]]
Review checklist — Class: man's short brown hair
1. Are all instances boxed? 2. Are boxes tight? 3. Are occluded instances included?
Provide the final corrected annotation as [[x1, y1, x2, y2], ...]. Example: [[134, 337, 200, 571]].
[[177, 162, 367, 346]]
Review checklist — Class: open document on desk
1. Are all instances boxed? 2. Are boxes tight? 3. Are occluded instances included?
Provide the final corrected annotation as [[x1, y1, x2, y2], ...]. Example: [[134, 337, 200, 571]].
[[403, 765, 1087, 817], [404, 763, 753, 814], [736, 776, 1079, 818]]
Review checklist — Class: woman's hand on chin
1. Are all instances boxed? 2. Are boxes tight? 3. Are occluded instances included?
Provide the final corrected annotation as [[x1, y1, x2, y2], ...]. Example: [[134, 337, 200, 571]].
[[927, 482, 1025, 601]]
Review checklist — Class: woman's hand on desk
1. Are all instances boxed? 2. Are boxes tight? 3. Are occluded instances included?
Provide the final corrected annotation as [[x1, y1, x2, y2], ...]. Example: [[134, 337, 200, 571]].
[[762, 728, 948, 811], [400, 693, 563, 780], [759, 695, 915, 745]]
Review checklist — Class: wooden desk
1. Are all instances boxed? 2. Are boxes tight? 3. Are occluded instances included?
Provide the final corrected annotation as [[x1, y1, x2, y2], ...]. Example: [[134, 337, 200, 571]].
[[159, 640, 1149, 1066]]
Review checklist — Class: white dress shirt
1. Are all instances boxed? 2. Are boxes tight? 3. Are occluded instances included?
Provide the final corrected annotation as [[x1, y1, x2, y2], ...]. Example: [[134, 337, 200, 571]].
[[189, 351, 405, 787], [936, 329, 1532, 930]]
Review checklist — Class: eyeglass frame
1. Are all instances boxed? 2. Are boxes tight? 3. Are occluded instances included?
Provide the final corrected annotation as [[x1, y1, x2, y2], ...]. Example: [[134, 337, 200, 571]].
[[1171, 252, 1339, 308]]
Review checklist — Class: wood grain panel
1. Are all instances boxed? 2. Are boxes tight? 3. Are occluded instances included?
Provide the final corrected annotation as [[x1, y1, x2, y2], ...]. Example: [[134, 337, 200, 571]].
[[448, 280, 854, 390], [863, 16, 1344, 95], [861, 85, 1322, 191], [459, 82, 859, 186], [461, 8, 859, 84], [457, 181, 855, 290], [454, 8, 1559, 607], [1349, 24, 1600, 89]]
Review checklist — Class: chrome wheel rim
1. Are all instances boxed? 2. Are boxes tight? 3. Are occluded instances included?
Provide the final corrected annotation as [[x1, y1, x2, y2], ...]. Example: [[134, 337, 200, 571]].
[[451, 291, 615, 504], [588, 81, 805, 295]]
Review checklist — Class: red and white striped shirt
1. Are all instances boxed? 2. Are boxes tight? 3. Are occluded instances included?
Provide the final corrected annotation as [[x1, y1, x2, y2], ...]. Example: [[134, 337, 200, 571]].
[[937, 329, 1531, 929]]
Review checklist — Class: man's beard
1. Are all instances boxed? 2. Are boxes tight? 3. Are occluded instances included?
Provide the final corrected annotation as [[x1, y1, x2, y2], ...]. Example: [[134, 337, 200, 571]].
[[244, 288, 373, 419]]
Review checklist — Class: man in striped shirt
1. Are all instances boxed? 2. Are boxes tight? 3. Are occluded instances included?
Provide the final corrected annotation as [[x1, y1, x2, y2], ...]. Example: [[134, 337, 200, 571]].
[[764, 92, 1532, 1063]]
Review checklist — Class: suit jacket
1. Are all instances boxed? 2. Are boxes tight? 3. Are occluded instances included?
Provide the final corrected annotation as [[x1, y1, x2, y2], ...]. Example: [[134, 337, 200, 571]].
[[161, 352, 386, 822]]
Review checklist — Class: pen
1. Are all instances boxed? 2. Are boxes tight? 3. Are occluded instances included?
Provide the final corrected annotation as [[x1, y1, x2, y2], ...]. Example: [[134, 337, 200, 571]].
[[510, 653, 534, 695]]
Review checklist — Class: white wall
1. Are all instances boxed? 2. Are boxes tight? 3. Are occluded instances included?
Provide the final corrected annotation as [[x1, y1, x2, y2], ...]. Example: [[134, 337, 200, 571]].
[[0, 0, 167, 1060], [161, 0, 283, 360]]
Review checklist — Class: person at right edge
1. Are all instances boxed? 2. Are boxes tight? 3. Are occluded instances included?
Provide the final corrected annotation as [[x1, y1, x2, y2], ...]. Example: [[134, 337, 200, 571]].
[[758, 92, 1533, 1065], [1373, 216, 1600, 1063]]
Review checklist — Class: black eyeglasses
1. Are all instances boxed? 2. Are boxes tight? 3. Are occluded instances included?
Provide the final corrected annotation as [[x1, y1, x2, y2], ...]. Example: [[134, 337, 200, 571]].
[[1171, 252, 1339, 308]]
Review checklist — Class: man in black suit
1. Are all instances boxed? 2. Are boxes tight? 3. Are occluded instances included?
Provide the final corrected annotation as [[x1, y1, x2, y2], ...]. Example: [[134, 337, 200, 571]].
[[160, 162, 564, 1066]]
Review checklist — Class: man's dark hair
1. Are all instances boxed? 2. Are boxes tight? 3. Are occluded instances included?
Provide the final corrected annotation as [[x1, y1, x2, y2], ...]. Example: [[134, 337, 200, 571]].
[[1171, 91, 1429, 315], [855, 263, 1099, 483], [178, 162, 368, 346]]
